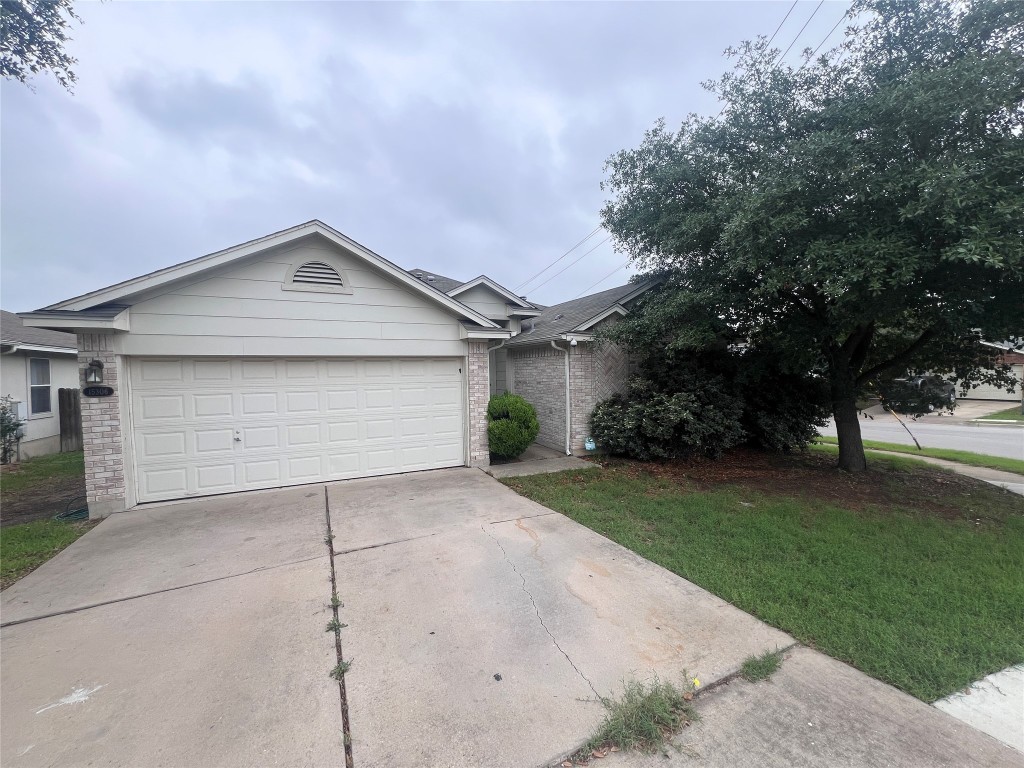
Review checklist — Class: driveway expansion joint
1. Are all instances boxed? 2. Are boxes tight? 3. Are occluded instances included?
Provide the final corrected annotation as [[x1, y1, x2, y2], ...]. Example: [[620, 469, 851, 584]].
[[0, 553, 330, 629], [480, 522, 601, 700], [333, 531, 439, 557], [324, 487, 355, 768]]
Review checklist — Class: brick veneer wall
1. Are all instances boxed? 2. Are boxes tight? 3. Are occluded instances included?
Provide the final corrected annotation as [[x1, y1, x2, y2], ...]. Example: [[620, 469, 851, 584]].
[[510, 345, 567, 452], [569, 339, 631, 454], [77, 333, 127, 517], [467, 341, 490, 466]]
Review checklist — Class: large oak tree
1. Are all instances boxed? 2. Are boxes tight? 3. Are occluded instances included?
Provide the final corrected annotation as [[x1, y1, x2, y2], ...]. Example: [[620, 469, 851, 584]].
[[601, 0, 1024, 471]]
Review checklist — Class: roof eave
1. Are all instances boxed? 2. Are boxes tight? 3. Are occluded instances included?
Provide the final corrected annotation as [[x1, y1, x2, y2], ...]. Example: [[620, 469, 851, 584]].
[[19, 309, 131, 333]]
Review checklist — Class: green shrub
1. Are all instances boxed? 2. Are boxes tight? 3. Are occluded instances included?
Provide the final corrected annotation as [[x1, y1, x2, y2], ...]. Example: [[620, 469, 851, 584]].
[[487, 393, 540, 458], [590, 379, 744, 460]]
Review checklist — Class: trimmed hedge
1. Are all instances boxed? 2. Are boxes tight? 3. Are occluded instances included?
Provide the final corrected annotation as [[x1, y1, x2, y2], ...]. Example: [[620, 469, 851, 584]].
[[487, 393, 540, 458]]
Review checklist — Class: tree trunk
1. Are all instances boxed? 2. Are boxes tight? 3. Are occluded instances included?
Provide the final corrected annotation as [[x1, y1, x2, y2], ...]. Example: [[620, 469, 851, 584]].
[[829, 357, 867, 472], [833, 395, 867, 472]]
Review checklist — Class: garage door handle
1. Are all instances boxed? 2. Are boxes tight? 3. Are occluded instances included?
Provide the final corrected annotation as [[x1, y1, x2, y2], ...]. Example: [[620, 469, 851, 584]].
[[234, 436, 241, 442]]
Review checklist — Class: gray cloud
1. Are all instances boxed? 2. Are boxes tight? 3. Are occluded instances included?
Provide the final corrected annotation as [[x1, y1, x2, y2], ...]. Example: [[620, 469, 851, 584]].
[[1, 1, 851, 309]]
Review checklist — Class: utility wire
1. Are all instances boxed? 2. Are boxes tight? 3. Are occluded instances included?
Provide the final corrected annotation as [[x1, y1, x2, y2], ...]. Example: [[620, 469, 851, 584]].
[[797, 10, 849, 71], [766, 0, 800, 48], [527, 235, 612, 295], [716, 0, 827, 119], [514, 225, 602, 292], [774, 0, 825, 66], [573, 261, 629, 299]]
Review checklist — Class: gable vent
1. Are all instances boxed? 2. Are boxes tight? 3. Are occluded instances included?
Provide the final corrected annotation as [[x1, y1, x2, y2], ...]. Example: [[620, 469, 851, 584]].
[[293, 261, 344, 287]]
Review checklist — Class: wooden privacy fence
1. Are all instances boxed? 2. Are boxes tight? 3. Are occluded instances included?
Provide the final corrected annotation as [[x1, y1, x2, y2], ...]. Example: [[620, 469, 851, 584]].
[[58, 388, 83, 453]]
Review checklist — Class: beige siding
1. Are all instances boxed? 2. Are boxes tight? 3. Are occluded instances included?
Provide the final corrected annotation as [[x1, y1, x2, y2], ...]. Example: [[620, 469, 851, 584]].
[[452, 285, 508, 319], [117, 238, 467, 357], [0, 352, 79, 451]]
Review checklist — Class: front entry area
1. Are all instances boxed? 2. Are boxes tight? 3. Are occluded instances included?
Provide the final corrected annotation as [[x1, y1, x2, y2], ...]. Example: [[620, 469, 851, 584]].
[[129, 356, 466, 502]]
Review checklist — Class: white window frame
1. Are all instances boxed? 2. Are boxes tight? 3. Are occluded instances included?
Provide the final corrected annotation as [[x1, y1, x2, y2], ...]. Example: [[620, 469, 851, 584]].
[[28, 357, 53, 417]]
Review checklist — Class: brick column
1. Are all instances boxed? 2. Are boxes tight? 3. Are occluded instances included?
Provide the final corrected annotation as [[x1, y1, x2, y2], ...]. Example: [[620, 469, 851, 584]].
[[78, 333, 127, 518], [467, 341, 490, 467], [568, 344, 595, 454]]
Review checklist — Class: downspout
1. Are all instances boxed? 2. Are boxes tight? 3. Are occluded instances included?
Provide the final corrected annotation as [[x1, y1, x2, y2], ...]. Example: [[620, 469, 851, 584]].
[[550, 341, 572, 455]]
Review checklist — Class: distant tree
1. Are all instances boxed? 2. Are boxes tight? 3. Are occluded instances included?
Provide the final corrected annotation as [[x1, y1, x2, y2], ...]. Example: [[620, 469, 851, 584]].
[[1, 0, 80, 91], [601, 0, 1024, 472]]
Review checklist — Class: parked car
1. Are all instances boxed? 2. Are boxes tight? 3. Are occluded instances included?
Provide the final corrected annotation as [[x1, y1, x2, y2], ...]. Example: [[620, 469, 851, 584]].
[[883, 375, 956, 414]]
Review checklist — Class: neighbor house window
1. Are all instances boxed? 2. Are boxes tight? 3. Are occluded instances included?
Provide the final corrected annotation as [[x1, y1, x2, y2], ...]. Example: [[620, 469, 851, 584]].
[[29, 358, 52, 415]]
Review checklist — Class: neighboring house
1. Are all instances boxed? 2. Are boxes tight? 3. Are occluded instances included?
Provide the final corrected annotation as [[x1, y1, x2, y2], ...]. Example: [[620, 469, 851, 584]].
[[20, 220, 645, 517], [1, 309, 79, 459], [959, 340, 1024, 401]]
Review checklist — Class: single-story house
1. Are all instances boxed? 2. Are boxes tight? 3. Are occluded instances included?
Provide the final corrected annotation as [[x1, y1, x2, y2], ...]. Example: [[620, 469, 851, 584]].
[[1, 310, 79, 459], [20, 221, 646, 517], [959, 341, 1023, 401]]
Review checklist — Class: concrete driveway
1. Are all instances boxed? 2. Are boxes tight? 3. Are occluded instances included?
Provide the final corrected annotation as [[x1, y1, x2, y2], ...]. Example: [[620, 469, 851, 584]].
[[2, 468, 1020, 767]]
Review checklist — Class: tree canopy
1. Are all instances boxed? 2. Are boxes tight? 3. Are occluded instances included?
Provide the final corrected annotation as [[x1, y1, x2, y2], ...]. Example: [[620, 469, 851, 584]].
[[1, 0, 80, 92], [601, 0, 1024, 471]]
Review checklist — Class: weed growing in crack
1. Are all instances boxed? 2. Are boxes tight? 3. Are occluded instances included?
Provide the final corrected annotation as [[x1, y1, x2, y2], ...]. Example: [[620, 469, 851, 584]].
[[324, 533, 336, 544], [574, 676, 698, 761], [330, 594, 343, 609], [330, 660, 352, 680], [741, 649, 783, 682], [326, 618, 341, 633]]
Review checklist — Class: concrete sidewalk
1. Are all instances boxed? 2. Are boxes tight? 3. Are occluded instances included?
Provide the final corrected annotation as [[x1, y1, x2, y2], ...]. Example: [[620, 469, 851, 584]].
[[868, 450, 1024, 496], [601, 647, 1022, 768]]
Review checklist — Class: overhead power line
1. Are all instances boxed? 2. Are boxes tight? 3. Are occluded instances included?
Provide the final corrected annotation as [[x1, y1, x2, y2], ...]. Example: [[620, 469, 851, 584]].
[[574, 261, 629, 299], [716, 0, 826, 119], [798, 10, 849, 71], [774, 0, 825, 66], [766, 0, 800, 48], [515, 225, 602, 292], [527, 235, 612, 295]]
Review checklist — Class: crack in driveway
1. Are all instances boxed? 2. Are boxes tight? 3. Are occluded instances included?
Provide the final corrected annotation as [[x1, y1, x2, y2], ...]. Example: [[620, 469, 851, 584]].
[[480, 523, 601, 700]]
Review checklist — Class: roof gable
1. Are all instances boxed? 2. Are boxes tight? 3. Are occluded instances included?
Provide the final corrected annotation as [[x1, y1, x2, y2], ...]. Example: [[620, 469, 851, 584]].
[[447, 276, 534, 309], [40, 221, 500, 329], [506, 280, 656, 347]]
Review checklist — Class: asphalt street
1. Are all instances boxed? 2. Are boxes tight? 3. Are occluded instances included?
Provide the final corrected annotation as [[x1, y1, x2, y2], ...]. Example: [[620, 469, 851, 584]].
[[820, 419, 1024, 461]]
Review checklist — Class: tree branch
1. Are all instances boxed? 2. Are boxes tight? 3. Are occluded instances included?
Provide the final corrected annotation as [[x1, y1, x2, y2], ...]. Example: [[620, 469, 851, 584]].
[[855, 327, 937, 385]]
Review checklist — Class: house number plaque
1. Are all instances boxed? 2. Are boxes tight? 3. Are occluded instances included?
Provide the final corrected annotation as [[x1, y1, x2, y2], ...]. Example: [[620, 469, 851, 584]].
[[82, 386, 114, 397]]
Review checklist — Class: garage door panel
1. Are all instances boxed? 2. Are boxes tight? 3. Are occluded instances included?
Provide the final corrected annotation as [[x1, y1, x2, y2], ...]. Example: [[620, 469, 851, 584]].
[[130, 357, 466, 502], [193, 360, 232, 381], [328, 422, 359, 443], [138, 394, 186, 422], [196, 464, 236, 492], [140, 432, 187, 460], [241, 360, 278, 380], [193, 393, 233, 418], [285, 391, 320, 413], [195, 428, 234, 454]]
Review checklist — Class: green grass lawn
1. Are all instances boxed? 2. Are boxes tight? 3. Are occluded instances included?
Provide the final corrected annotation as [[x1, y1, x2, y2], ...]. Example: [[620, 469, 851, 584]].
[[981, 406, 1024, 422], [815, 436, 1024, 475], [1, 519, 94, 589], [1, 451, 84, 494], [503, 456, 1024, 702]]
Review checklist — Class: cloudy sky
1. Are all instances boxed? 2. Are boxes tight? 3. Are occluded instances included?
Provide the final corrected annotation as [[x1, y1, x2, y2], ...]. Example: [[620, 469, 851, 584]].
[[1, 0, 850, 311]]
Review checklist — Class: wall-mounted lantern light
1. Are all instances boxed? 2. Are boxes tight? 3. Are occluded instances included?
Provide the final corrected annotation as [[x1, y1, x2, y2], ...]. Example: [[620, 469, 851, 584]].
[[86, 359, 104, 383]]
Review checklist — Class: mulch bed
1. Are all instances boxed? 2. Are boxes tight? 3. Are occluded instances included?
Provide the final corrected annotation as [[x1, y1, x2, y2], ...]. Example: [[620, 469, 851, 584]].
[[597, 447, 1013, 520], [0, 467, 87, 527]]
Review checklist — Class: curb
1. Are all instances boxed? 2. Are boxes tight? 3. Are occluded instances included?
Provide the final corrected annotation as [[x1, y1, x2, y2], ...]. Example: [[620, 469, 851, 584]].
[[971, 419, 1024, 426]]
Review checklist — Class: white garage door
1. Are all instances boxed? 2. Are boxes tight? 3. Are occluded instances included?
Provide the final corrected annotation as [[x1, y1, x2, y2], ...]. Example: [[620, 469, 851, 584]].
[[961, 365, 1023, 401], [130, 357, 465, 502]]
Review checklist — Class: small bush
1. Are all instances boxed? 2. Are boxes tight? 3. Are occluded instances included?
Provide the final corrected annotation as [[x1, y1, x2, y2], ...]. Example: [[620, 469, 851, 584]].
[[590, 380, 744, 461], [487, 393, 539, 458]]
